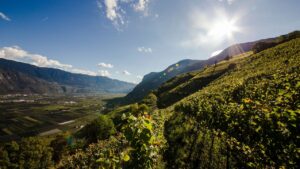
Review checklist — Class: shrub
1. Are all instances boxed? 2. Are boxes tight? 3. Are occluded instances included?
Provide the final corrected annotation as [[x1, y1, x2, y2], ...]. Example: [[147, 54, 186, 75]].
[[76, 115, 116, 144]]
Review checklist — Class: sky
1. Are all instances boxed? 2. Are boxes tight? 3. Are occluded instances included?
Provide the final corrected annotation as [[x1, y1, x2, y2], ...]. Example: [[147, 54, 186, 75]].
[[0, 0, 299, 83]]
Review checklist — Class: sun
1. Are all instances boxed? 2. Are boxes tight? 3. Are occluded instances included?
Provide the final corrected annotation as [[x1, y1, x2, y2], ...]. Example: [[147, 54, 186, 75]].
[[208, 18, 239, 40]]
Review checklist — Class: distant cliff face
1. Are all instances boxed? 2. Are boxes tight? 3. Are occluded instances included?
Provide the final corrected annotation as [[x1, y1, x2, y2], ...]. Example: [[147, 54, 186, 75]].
[[0, 58, 135, 94]]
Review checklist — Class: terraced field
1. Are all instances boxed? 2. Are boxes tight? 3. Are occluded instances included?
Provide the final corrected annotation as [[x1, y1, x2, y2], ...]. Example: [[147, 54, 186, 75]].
[[0, 94, 123, 141]]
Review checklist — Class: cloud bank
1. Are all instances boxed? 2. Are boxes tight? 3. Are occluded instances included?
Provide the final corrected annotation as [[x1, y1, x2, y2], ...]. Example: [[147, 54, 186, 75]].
[[0, 46, 98, 76], [0, 46, 72, 69], [0, 45, 140, 80]]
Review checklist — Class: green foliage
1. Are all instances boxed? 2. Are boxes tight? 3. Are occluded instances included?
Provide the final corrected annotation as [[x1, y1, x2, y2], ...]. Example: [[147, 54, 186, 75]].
[[121, 113, 161, 169], [0, 137, 53, 169], [59, 107, 163, 169], [57, 135, 128, 169], [109, 103, 152, 131], [164, 38, 300, 168], [76, 114, 116, 144], [140, 92, 158, 108], [227, 68, 300, 167], [155, 52, 247, 108]]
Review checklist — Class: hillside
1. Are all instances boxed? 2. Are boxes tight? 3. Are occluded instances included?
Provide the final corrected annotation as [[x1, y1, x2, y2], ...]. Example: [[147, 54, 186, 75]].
[[123, 31, 300, 104], [155, 52, 252, 108], [100, 36, 300, 169], [124, 42, 255, 103], [163, 37, 300, 168], [1, 35, 299, 169], [0, 59, 135, 94]]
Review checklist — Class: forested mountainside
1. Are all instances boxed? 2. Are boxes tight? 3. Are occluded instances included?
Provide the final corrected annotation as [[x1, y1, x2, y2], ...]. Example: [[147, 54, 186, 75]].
[[0, 58, 135, 94], [1, 34, 299, 169]]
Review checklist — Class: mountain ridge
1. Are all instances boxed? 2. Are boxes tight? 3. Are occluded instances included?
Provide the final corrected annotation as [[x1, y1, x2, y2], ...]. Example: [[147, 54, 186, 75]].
[[0, 58, 135, 94]]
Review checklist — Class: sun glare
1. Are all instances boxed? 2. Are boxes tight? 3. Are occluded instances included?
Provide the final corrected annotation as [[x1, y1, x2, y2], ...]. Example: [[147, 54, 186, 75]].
[[208, 18, 239, 40]]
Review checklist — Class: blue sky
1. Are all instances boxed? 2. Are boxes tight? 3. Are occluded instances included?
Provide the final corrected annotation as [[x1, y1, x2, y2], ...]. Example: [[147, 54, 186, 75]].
[[0, 0, 299, 83]]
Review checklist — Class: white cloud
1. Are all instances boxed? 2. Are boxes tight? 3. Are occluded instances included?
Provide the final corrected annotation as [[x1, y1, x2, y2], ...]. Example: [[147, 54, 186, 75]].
[[98, 62, 114, 68], [136, 75, 143, 79], [122, 70, 131, 75], [98, 70, 111, 77], [101, 0, 125, 29], [0, 12, 10, 21], [210, 50, 223, 57], [104, 0, 118, 20], [0, 46, 99, 76], [0, 46, 72, 69], [137, 47, 152, 53], [133, 0, 150, 14], [98, 0, 152, 30]]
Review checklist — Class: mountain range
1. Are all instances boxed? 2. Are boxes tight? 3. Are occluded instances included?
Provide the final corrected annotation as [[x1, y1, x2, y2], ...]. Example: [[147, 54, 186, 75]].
[[0, 58, 135, 94], [0, 31, 299, 97]]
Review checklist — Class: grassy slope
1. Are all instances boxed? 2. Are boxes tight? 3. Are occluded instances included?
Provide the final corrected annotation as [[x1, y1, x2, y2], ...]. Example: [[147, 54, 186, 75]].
[[177, 39, 299, 105], [162, 38, 300, 168], [156, 52, 253, 108], [154, 37, 300, 111]]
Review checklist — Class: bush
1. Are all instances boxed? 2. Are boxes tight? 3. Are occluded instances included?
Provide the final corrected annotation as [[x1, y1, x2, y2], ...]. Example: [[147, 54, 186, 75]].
[[140, 92, 158, 108], [76, 115, 116, 144]]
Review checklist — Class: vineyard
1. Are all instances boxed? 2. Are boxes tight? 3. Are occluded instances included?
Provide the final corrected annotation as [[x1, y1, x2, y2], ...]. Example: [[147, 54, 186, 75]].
[[164, 38, 300, 168], [0, 37, 299, 169]]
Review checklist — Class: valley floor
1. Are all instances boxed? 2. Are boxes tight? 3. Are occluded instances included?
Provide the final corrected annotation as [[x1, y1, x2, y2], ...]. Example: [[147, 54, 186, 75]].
[[0, 94, 123, 142]]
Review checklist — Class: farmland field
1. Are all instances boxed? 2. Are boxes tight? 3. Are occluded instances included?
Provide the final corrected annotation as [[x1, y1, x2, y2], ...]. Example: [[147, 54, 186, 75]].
[[0, 94, 123, 142]]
